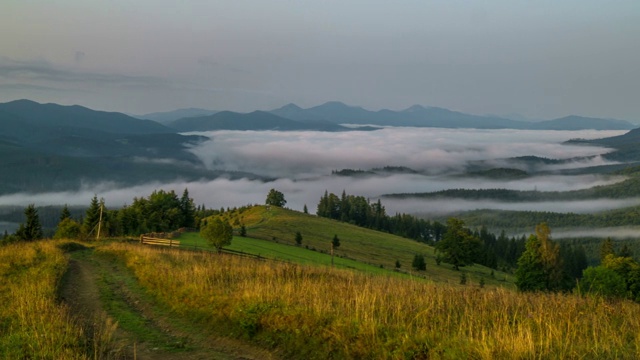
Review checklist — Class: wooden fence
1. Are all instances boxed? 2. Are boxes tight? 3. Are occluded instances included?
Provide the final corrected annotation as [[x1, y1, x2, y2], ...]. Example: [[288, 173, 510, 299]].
[[139, 236, 181, 248]]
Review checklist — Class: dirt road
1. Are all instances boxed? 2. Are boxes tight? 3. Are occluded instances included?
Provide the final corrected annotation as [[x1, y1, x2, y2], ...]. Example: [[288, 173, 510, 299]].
[[60, 249, 277, 360]]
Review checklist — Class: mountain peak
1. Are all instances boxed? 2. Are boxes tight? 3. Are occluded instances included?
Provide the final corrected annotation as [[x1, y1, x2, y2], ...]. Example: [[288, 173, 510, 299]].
[[273, 103, 303, 112], [403, 105, 427, 112]]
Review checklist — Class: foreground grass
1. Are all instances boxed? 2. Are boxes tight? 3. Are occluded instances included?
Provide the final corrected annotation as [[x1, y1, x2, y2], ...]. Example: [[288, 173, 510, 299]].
[[0, 240, 114, 359], [104, 242, 640, 359]]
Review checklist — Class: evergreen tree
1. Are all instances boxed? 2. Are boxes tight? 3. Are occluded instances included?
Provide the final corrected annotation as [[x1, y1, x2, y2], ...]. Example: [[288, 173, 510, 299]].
[[332, 234, 341, 249], [303, 204, 308, 214], [412, 254, 426, 271], [515, 234, 548, 291], [180, 188, 196, 228], [295, 231, 303, 245], [83, 195, 103, 236], [515, 223, 565, 292], [60, 204, 71, 222], [600, 237, 616, 262], [240, 224, 247, 237], [619, 244, 634, 258], [16, 204, 43, 241], [436, 218, 481, 270]]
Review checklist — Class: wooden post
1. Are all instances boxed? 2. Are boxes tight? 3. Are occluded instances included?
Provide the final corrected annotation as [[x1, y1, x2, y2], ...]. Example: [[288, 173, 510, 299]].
[[331, 242, 334, 267]]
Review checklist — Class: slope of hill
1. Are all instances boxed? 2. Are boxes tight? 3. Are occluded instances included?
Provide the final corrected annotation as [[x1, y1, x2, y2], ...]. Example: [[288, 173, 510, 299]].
[[169, 110, 349, 132], [0, 99, 171, 135], [566, 127, 640, 162], [205, 205, 513, 285], [532, 115, 635, 130], [0, 100, 251, 194]]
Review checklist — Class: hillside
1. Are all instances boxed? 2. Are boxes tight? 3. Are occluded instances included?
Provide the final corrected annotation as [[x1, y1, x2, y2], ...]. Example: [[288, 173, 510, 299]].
[[0, 100, 263, 194], [197, 205, 514, 286], [0, 99, 171, 135]]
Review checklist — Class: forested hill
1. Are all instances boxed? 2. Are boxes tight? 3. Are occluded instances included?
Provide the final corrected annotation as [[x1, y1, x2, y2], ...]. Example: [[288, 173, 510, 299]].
[[383, 175, 640, 202], [0, 99, 171, 135], [0, 100, 259, 195]]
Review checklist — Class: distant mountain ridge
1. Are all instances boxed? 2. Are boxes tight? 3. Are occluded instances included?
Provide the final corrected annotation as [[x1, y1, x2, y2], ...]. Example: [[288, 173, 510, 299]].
[[269, 101, 636, 130], [169, 110, 351, 132], [137, 108, 218, 124]]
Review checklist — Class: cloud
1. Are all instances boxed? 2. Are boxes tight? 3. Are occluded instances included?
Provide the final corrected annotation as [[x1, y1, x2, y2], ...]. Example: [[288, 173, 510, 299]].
[[0, 172, 629, 217], [186, 128, 626, 178], [0, 57, 168, 89], [380, 197, 640, 217], [552, 227, 640, 240], [0, 128, 634, 221]]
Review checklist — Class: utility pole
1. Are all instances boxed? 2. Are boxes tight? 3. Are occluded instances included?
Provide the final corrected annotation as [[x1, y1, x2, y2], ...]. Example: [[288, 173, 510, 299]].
[[96, 202, 103, 240]]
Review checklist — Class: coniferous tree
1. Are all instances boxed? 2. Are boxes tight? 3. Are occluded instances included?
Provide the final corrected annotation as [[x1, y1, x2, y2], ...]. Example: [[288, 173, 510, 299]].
[[600, 237, 616, 262], [332, 234, 340, 249], [83, 195, 102, 236], [515, 223, 565, 292], [303, 204, 308, 214], [295, 231, 303, 245], [436, 218, 481, 270], [16, 204, 43, 241], [412, 254, 426, 271], [180, 188, 196, 228], [60, 204, 71, 222]]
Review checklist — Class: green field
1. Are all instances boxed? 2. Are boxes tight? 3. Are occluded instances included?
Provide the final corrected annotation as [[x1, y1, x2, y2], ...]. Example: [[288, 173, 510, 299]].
[[178, 205, 515, 287], [178, 232, 393, 275]]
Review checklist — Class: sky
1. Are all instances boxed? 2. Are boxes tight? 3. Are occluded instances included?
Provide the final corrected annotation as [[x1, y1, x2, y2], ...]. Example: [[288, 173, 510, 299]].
[[1, 1, 639, 121]]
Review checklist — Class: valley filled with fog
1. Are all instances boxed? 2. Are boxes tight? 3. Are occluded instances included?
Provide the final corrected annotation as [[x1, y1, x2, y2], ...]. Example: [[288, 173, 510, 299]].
[[1, 127, 634, 221]]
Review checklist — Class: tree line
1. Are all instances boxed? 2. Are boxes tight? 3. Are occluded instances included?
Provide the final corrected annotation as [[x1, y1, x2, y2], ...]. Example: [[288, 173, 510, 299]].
[[314, 190, 590, 274]]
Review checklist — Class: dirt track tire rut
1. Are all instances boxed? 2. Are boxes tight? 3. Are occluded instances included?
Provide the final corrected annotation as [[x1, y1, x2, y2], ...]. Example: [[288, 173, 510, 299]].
[[60, 248, 277, 360]]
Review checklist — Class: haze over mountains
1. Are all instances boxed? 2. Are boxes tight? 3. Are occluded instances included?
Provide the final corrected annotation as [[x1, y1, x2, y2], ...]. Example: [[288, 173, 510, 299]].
[[0, 98, 638, 213], [138, 101, 636, 131]]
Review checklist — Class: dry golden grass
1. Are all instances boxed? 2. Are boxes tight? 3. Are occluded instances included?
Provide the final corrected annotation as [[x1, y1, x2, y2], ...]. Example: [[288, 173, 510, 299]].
[[0, 240, 117, 359], [102, 242, 640, 359]]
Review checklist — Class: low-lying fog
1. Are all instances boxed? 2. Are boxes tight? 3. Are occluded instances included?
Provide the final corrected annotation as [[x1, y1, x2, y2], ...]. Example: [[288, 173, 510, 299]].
[[2, 128, 637, 219]]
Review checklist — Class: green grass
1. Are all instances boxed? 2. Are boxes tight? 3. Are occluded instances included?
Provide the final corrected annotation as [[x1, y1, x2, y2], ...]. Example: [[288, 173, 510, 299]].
[[178, 232, 394, 275], [179, 205, 515, 287]]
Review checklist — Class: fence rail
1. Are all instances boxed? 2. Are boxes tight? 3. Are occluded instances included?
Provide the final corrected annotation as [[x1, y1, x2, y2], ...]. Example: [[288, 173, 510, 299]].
[[140, 236, 181, 247]]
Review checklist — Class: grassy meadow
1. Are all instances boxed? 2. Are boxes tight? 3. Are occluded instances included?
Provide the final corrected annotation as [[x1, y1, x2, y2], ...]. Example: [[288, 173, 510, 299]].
[[104, 242, 640, 359], [193, 205, 515, 287]]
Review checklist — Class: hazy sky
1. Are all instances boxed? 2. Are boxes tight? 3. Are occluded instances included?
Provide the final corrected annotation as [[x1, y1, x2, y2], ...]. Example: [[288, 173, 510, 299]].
[[1, 1, 639, 120]]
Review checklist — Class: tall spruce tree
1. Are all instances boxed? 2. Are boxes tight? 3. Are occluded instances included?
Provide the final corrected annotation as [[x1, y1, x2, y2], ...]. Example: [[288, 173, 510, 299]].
[[515, 223, 564, 291], [436, 218, 481, 270], [16, 204, 43, 241], [83, 195, 104, 237], [60, 204, 72, 222], [180, 188, 196, 228]]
